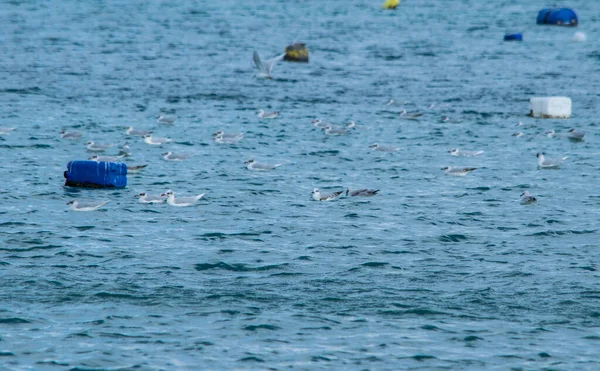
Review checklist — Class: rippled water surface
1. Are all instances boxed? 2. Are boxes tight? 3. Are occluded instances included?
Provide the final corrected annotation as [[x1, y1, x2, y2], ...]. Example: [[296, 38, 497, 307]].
[[2, 1, 600, 369]]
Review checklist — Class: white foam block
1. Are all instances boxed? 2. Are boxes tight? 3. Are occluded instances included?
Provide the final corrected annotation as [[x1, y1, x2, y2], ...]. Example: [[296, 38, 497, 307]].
[[529, 97, 571, 119]]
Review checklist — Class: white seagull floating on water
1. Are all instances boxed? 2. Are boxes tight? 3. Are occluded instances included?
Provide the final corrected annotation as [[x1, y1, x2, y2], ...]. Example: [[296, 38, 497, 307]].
[[346, 188, 379, 197], [162, 190, 205, 207], [567, 128, 584, 141], [59, 130, 81, 139], [0, 127, 16, 135], [244, 159, 282, 171], [253, 51, 285, 79], [126, 126, 151, 137], [369, 143, 399, 152], [162, 152, 190, 161], [448, 148, 484, 157], [85, 141, 113, 152], [135, 192, 166, 204], [258, 109, 279, 119], [143, 134, 172, 145], [213, 131, 244, 144], [537, 153, 568, 169], [441, 166, 477, 176], [400, 109, 424, 120], [127, 164, 148, 173], [66, 199, 109, 211], [89, 155, 125, 162], [520, 191, 537, 205], [312, 188, 344, 202], [156, 115, 176, 125]]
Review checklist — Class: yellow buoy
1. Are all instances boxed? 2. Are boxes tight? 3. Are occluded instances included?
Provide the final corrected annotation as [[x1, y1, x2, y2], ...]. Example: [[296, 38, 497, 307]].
[[382, 0, 399, 9], [283, 43, 309, 63]]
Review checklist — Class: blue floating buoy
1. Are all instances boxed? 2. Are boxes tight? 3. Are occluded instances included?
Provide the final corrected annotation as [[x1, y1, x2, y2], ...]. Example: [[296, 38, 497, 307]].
[[64, 160, 127, 188], [537, 8, 578, 26], [504, 33, 523, 41]]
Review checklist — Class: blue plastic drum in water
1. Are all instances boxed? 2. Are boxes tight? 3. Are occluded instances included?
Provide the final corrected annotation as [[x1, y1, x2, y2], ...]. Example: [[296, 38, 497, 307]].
[[537, 8, 578, 26], [504, 33, 523, 41], [64, 160, 127, 188]]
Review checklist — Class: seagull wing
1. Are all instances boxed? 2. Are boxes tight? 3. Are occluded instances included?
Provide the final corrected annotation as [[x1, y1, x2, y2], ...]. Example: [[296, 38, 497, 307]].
[[264, 54, 285, 74], [253, 51, 265, 73]]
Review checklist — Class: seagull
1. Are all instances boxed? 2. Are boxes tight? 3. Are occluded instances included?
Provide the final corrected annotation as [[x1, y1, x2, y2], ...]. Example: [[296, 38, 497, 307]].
[[118, 143, 132, 157], [126, 126, 151, 136], [66, 199, 109, 211], [369, 143, 399, 152], [59, 130, 81, 139], [0, 127, 15, 135], [311, 119, 331, 129], [244, 159, 282, 171], [143, 134, 172, 145], [441, 166, 477, 176], [161, 190, 205, 207], [257, 109, 279, 119], [253, 51, 285, 79], [322, 125, 349, 136], [89, 155, 125, 162], [127, 164, 148, 173], [386, 99, 410, 106], [346, 188, 379, 197], [440, 116, 463, 123], [400, 109, 424, 120], [567, 128, 584, 141], [312, 188, 344, 201], [537, 153, 568, 169], [448, 148, 484, 157], [156, 115, 176, 125], [162, 151, 190, 161], [85, 141, 113, 152], [135, 192, 166, 204], [212, 131, 244, 144], [515, 121, 536, 128], [520, 191, 537, 205]]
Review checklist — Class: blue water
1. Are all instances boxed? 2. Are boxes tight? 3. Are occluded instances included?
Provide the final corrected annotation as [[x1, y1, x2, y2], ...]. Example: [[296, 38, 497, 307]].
[[1, 1, 600, 369]]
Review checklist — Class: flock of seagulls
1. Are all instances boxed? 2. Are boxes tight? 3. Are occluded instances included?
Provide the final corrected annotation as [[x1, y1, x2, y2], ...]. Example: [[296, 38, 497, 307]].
[[48, 50, 587, 210]]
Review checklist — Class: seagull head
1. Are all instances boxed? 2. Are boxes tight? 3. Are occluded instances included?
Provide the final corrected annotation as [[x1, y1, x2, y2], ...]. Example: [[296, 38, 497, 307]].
[[448, 148, 458, 154], [536, 153, 543, 159], [244, 159, 255, 164], [135, 193, 146, 197], [369, 143, 379, 148], [212, 131, 224, 137], [441, 166, 449, 171], [66, 200, 75, 205], [161, 190, 174, 197]]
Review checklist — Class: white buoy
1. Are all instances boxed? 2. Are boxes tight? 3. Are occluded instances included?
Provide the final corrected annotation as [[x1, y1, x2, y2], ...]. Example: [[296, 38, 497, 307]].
[[529, 97, 571, 119], [573, 32, 586, 42]]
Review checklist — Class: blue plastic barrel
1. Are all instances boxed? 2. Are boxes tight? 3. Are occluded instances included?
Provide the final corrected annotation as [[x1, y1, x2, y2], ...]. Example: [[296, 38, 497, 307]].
[[504, 33, 523, 41], [536, 8, 578, 26], [64, 161, 127, 188]]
